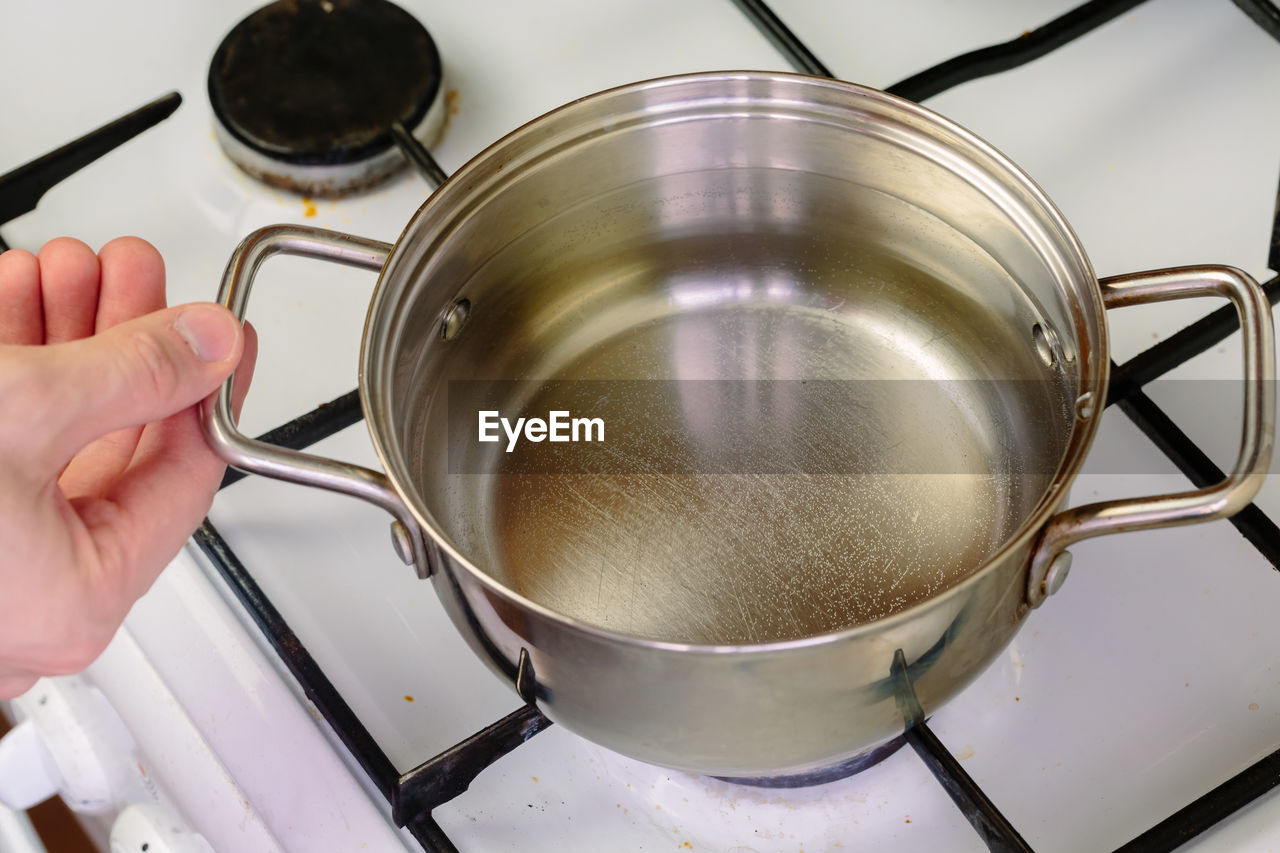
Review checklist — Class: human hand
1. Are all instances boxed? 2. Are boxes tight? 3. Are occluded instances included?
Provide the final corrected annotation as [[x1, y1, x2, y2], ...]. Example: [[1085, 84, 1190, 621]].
[[0, 237, 256, 697]]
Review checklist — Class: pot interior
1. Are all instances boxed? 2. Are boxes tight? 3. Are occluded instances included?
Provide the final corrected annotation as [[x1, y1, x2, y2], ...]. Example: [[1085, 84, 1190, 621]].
[[373, 74, 1100, 645]]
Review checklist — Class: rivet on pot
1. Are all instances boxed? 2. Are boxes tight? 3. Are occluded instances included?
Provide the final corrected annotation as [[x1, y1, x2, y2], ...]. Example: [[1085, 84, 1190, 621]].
[[390, 520, 415, 565], [1075, 391, 1096, 419], [1043, 551, 1073, 596], [1032, 323, 1058, 368], [441, 297, 471, 341]]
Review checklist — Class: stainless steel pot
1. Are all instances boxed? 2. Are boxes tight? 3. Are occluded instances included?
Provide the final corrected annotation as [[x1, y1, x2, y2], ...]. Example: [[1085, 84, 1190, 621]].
[[203, 72, 1275, 779]]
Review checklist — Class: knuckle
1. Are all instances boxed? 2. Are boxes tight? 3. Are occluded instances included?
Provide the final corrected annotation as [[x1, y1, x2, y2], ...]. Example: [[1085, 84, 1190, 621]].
[[119, 329, 181, 403], [0, 247, 37, 270], [100, 235, 158, 259], [40, 235, 87, 251], [37, 236, 91, 260], [39, 234, 90, 253]]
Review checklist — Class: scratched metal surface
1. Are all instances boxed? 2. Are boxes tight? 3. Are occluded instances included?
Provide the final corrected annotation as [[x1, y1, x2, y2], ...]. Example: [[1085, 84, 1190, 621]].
[[411, 171, 1074, 644]]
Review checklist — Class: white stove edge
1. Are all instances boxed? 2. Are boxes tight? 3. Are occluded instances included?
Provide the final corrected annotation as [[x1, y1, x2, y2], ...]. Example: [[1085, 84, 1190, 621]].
[[85, 546, 414, 853]]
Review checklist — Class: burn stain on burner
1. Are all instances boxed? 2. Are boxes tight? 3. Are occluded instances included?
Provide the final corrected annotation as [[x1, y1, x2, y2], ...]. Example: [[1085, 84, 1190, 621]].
[[442, 88, 460, 132], [209, 0, 442, 166]]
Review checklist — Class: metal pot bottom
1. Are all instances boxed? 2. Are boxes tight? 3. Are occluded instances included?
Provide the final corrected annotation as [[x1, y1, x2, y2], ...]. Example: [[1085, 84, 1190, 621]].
[[713, 735, 909, 788]]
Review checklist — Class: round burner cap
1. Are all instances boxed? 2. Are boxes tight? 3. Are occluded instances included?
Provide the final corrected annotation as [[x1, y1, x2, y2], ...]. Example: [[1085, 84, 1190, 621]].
[[209, 0, 445, 194]]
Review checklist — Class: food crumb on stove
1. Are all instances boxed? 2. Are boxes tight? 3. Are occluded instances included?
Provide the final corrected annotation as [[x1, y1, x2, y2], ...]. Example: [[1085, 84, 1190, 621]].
[[1250, 702, 1260, 710], [302, 196, 317, 218], [1015, 696, 1021, 701], [403, 695, 414, 702], [531, 776, 538, 782]]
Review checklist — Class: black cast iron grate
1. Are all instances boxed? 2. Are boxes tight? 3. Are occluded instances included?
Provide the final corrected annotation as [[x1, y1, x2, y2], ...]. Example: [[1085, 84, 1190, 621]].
[[183, 1, 1280, 850]]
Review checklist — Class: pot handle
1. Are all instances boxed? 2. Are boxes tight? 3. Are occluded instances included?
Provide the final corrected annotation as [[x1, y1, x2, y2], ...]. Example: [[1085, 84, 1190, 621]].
[[200, 224, 432, 578], [1027, 265, 1275, 607]]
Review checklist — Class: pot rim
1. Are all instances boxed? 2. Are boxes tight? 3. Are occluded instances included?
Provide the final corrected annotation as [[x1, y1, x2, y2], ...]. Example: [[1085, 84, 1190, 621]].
[[360, 70, 1109, 654]]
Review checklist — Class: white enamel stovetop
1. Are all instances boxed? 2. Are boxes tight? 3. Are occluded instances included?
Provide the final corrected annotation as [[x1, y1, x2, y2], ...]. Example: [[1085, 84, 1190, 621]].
[[3, 1, 1280, 851]]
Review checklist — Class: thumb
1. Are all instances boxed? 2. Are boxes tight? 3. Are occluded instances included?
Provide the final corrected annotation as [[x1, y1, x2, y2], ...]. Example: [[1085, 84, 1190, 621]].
[[22, 303, 243, 473]]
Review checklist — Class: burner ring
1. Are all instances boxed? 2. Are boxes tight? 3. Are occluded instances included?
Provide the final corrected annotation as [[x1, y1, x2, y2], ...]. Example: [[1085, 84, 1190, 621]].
[[208, 0, 445, 195]]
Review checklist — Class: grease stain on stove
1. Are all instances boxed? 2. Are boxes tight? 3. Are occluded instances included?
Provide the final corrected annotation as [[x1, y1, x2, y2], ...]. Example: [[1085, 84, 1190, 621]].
[[302, 196, 317, 218], [953, 744, 975, 760], [402, 694, 414, 702]]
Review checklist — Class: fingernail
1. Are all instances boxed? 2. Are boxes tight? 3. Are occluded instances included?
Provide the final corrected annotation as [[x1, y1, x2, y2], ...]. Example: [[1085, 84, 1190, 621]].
[[174, 305, 237, 363]]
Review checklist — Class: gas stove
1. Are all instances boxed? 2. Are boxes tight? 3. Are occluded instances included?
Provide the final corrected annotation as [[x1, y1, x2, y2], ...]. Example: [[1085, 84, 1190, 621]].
[[2, 1, 1280, 851]]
